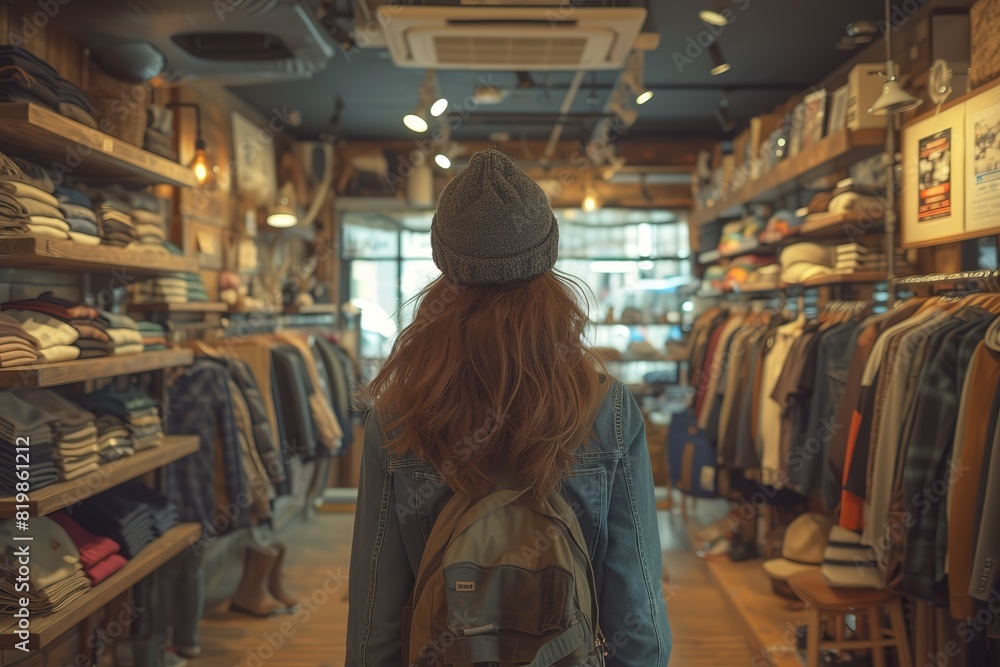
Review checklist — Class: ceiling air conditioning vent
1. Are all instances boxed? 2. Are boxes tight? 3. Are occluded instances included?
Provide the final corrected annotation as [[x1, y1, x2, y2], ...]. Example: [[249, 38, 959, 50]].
[[378, 6, 646, 71]]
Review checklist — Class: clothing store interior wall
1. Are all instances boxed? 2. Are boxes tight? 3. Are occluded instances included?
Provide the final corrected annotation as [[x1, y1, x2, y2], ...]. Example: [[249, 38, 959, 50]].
[[0, 0, 998, 665]]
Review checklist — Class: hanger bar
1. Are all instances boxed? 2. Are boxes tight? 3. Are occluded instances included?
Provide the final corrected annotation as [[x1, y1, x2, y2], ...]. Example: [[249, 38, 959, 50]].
[[892, 270, 1000, 290]]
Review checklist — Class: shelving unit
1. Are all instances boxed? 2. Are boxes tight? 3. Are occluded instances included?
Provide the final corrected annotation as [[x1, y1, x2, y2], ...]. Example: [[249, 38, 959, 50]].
[[0, 103, 196, 187], [0, 238, 197, 274], [0, 523, 202, 651], [691, 128, 886, 227], [128, 302, 229, 314], [0, 349, 194, 388], [697, 240, 776, 265], [0, 436, 199, 517]]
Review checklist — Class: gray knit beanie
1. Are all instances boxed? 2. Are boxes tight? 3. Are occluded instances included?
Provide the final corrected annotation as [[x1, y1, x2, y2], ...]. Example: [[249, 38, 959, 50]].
[[431, 149, 559, 286]]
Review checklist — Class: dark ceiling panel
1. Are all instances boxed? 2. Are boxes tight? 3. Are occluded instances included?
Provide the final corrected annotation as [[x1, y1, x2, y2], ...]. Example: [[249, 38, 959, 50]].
[[229, 0, 887, 142]]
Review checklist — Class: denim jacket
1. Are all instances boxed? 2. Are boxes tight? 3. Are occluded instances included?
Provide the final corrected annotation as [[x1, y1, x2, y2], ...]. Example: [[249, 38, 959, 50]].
[[346, 379, 671, 666]]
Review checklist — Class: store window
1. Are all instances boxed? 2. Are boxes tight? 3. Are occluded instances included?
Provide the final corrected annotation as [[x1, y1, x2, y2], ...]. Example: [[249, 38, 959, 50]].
[[340, 208, 693, 375]]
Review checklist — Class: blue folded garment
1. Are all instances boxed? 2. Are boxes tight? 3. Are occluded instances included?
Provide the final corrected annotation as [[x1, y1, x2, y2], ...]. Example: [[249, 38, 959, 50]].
[[55, 185, 93, 208]]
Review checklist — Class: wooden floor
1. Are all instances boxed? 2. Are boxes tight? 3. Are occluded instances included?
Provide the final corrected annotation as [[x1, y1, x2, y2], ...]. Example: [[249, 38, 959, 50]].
[[196, 507, 759, 666]]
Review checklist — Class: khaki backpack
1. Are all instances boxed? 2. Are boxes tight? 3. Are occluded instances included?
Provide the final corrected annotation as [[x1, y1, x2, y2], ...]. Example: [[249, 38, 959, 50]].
[[402, 486, 607, 667]]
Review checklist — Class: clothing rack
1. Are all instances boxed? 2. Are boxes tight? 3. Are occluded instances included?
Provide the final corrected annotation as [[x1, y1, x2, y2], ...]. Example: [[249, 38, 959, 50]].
[[893, 269, 1000, 291]]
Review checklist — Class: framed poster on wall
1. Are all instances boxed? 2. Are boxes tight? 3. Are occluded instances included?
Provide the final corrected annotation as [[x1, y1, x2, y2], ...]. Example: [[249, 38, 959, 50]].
[[902, 102, 966, 246], [965, 82, 1000, 234]]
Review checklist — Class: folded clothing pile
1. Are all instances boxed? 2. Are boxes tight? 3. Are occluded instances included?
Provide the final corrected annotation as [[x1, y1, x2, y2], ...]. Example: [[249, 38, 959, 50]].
[[95, 414, 135, 463], [0, 312, 40, 367], [0, 153, 30, 237], [131, 272, 208, 305], [144, 105, 176, 161], [136, 321, 168, 351], [3, 292, 115, 359], [16, 390, 99, 482], [1, 309, 80, 363], [50, 511, 126, 586], [98, 195, 137, 249], [0, 155, 68, 240], [0, 518, 91, 615], [0, 392, 58, 494], [55, 185, 100, 246], [111, 480, 178, 536], [97, 310, 143, 356], [835, 243, 911, 273], [79, 385, 163, 452], [68, 487, 160, 558], [0, 46, 96, 129]]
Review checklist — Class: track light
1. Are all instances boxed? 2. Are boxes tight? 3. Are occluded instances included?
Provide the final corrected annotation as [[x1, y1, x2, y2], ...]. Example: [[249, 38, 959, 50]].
[[430, 97, 448, 117], [869, 0, 922, 116], [709, 42, 730, 76], [699, 6, 731, 26], [635, 90, 654, 105], [434, 153, 451, 169], [621, 52, 653, 107], [404, 70, 443, 132]]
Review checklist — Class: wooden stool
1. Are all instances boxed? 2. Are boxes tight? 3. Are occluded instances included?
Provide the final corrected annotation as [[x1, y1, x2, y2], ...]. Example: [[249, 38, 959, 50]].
[[788, 570, 912, 667]]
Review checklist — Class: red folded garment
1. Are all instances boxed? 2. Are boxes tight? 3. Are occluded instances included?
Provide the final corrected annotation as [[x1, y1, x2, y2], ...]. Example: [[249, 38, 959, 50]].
[[85, 553, 127, 585], [50, 510, 121, 568]]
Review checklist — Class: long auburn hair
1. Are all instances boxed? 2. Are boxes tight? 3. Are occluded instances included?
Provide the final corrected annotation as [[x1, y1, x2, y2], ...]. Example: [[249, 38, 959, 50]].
[[366, 270, 607, 497]]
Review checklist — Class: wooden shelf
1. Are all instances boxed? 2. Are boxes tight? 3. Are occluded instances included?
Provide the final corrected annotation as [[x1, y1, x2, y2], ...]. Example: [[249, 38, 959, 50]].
[[697, 240, 776, 265], [0, 436, 199, 518], [799, 271, 888, 287], [283, 304, 339, 315], [797, 211, 884, 239], [692, 128, 886, 227], [0, 103, 195, 187], [0, 238, 197, 275], [0, 348, 194, 388], [0, 523, 201, 650], [128, 302, 228, 313]]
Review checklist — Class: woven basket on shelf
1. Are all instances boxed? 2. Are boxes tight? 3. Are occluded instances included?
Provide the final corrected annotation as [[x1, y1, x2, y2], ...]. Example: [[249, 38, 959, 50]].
[[87, 68, 149, 147]]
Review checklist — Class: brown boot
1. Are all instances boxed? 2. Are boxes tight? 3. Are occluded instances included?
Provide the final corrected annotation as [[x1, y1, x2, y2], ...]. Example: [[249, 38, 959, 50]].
[[268, 541, 300, 611], [229, 546, 285, 617]]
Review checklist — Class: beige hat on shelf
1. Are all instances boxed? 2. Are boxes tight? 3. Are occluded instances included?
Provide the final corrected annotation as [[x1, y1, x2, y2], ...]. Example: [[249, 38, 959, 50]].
[[762, 513, 834, 582]]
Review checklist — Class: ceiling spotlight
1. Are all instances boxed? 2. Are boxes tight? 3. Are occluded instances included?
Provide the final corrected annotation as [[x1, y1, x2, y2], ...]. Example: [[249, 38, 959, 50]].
[[434, 153, 451, 169], [621, 52, 654, 107], [430, 97, 448, 117], [699, 6, 730, 26], [403, 110, 428, 133], [635, 90, 654, 105], [868, 0, 922, 116], [709, 42, 731, 76]]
